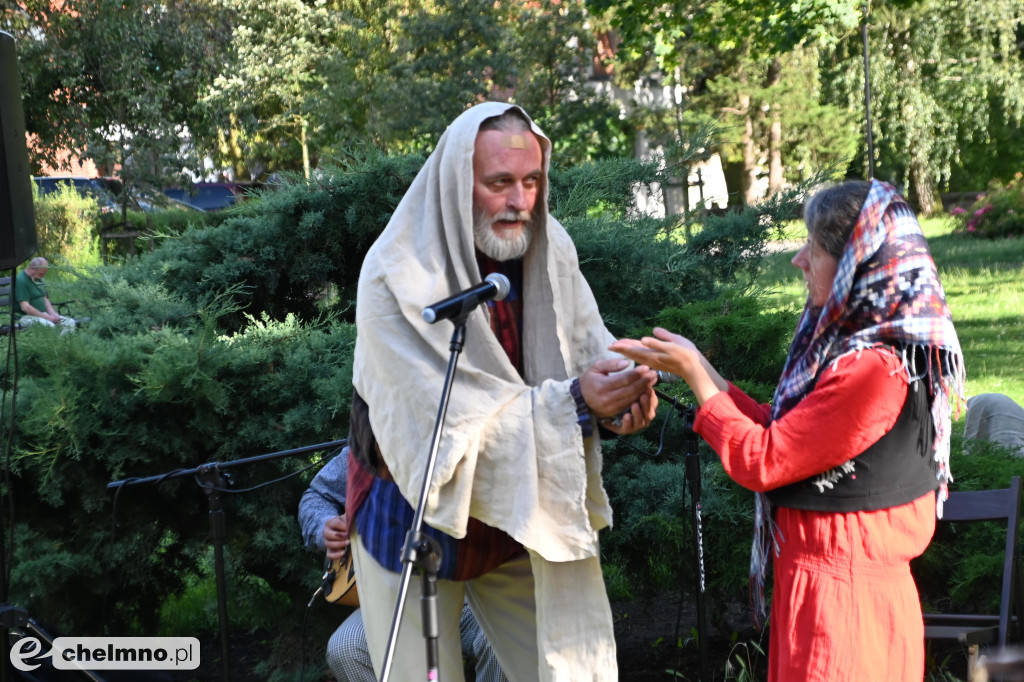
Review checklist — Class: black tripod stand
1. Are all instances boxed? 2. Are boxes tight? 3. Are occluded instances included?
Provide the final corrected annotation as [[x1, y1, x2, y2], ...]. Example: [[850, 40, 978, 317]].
[[107, 439, 347, 682]]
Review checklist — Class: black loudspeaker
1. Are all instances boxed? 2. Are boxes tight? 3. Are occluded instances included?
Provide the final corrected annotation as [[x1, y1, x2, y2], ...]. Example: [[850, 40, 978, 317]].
[[0, 30, 38, 270]]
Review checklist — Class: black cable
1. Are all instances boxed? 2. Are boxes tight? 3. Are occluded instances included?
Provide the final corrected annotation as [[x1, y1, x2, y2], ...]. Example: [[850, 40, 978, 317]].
[[297, 456, 341, 682], [109, 450, 336, 527], [610, 387, 692, 459], [610, 405, 677, 458], [105, 467, 194, 628], [109, 469, 192, 541]]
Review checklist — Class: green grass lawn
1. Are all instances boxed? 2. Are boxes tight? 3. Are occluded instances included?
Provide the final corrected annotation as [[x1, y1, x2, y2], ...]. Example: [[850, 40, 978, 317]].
[[759, 216, 1024, 408]]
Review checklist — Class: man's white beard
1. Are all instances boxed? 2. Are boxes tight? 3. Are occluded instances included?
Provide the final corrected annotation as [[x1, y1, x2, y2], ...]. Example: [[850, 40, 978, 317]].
[[473, 208, 533, 261]]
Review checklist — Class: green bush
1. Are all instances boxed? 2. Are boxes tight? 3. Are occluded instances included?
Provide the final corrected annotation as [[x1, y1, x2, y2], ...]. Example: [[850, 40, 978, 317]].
[[138, 204, 222, 237], [558, 162, 810, 339], [6, 306, 355, 634], [951, 173, 1024, 239], [601, 448, 757, 632], [31, 184, 102, 268], [157, 550, 292, 636], [655, 292, 798, 391], [112, 155, 425, 333], [95, 202, 230, 263]]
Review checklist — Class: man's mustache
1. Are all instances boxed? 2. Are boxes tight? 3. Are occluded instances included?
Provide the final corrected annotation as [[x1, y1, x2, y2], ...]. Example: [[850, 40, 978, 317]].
[[491, 210, 532, 224]]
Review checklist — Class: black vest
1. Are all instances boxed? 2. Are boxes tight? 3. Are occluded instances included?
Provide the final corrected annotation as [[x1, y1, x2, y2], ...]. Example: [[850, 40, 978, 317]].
[[766, 379, 938, 513]]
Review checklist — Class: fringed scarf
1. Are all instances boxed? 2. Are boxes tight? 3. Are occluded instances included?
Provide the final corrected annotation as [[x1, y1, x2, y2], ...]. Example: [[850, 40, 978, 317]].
[[749, 179, 966, 629]]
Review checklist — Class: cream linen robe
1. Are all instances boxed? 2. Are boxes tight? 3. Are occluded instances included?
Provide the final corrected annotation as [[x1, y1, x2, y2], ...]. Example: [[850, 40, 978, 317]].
[[353, 102, 620, 680]]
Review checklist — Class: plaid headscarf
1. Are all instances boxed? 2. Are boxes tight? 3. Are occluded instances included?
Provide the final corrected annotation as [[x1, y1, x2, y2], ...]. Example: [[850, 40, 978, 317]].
[[749, 179, 966, 628]]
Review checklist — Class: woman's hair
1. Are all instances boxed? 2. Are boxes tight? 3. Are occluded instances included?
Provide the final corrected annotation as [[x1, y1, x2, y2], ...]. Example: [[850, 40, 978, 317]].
[[803, 180, 872, 259]]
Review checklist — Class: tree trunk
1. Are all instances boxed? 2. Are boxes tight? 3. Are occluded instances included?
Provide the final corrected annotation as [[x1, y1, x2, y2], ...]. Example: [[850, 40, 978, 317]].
[[301, 117, 311, 180], [219, 113, 249, 180], [765, 58, 783, 198], [909, 160, 939, 217], [740, 93, 758, 206]]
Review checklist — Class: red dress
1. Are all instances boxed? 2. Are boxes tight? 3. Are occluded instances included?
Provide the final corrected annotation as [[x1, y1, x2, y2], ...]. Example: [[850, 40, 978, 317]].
[[694, 348, 936, 682]]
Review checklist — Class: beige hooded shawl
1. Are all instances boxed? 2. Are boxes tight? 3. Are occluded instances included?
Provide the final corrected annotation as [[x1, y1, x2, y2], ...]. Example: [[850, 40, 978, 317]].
[[353, 102, 619, 679]]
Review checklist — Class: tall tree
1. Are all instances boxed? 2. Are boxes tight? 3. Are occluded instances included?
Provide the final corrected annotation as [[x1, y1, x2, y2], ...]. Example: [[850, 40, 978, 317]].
[[507, 0, 634, 165], [590, 0, 862, 203], [203, 0, 337, 178], [820, 0, 1024, 213], [313, 0, 629, 161], [6, 0, 224, 201], [383, 0, 515, 151], [208, 0, 516, 161]]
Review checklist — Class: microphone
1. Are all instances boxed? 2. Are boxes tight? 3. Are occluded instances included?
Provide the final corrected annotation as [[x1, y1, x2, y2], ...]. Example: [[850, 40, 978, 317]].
[[653, 370, 682, 403], [422, 273, 511, 324], [656, 370, 682, 385], [652, 370, 696, 421]]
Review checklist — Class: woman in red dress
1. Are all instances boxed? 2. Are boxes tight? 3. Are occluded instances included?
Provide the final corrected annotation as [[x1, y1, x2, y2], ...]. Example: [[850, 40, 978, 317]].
[[611, 179, 965, 681]]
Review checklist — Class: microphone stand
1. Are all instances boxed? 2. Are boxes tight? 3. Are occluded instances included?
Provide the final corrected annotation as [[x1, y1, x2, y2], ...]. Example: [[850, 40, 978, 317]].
[[656, 389, 709, 681], [107, 439, 346, 682], [378, 314, 470, 682]]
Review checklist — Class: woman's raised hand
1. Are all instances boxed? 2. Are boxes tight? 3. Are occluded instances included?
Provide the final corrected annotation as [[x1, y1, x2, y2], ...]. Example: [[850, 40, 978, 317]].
[[610, 328, 726, 406], [609, 327, 702, 381]]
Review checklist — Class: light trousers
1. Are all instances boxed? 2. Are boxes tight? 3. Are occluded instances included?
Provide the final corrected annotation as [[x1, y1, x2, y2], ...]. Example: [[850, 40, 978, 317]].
[[326, 604, 507, 682], [20, 315, 76, 335], [351, 529, 538, 681]]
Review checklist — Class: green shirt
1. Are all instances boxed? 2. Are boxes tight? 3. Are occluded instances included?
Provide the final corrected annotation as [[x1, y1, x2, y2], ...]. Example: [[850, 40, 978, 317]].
[[14, 270, 48, 319]]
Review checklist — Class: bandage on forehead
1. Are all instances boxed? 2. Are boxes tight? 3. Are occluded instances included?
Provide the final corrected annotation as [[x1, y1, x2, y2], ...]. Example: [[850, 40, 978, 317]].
[[502, 134, 527, 149]]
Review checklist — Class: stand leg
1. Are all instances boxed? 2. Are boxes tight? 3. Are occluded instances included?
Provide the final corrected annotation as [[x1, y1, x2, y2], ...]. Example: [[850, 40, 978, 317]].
[[686, 450, 710, 682], [21, 617, 108, 682], [104, 440, 346, 682], [199, 467, 232, 682], [677, 402, 709, 682], [418, 539, 441, 679], [212, 513, 231, 682], [379, 532, 443, 682], [0, 605, 107, 682]]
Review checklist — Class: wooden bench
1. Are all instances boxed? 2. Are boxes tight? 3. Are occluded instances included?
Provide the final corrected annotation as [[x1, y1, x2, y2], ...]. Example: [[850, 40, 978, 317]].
[[0, 276, 23, 335]]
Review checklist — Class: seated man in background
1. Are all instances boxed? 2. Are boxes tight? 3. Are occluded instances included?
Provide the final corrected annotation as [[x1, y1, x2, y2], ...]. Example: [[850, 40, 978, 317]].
[[14, 257, 77, 333], [964, 393, 1024, 455], [298, 447, 506, 681]]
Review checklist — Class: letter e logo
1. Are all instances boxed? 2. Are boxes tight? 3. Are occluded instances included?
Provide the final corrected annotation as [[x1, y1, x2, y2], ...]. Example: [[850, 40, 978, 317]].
[[10, 637, 51, 672]]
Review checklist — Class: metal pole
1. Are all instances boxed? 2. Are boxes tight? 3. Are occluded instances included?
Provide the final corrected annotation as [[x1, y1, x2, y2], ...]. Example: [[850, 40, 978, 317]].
[[862, 1, 875, 179], [379, 319, 467, 682], [683, 414, 709, 681], [198, 466, 232, 682]]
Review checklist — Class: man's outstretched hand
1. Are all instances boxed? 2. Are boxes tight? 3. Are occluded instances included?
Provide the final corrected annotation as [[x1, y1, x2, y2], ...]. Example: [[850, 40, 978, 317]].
[[579, 358, 658, 435]]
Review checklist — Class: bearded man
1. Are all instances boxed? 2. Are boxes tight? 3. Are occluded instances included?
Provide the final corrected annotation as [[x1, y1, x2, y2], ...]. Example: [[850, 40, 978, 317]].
[[347, 103, 657, 681]]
